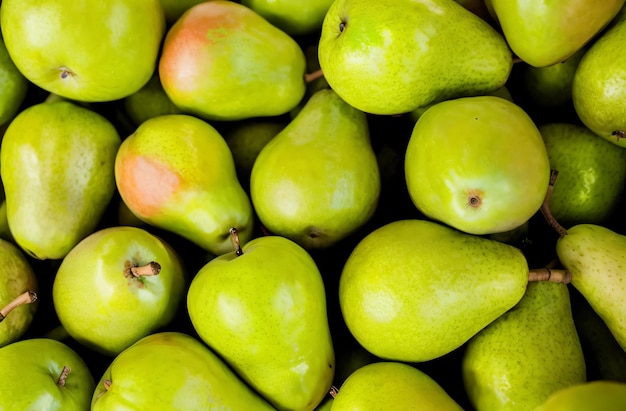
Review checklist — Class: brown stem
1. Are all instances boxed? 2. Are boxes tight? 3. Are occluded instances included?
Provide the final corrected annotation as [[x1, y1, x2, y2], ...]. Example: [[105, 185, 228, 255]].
[[329, 385, 339, 399], [57, 366, 71, 387], [304, 68, 324, 84], [96, 380, 112, 399], [512, 56, 524, 64], [528, 268, 572, 284], [229, 227, 243, 256], [540, 169, 568, 237], [124, 261, 161, 278], [0, 291, 38, 322]]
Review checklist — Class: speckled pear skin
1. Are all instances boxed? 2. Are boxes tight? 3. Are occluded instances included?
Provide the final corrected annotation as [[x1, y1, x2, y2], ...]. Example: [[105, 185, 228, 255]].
[[339, 219, 529, 362], [556, 224, 626, 350], [462, 281, 586, 411], [540, 123, 626, 227], [318, 0, 512, 115], [533, 381, 626, 411], [330, 362, 464, 411], [572, 19, 626, 147]]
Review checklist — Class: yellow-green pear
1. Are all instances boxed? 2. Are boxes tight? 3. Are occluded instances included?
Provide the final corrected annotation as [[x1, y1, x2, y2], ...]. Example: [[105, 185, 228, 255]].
[[123, 73, 182, 127], [339, 219, 529, 362], [490, 0, 624, 67], [250, 89, 380, 249], [0, 101, 121, 260], [572, 19, 626, 147], [533, 381, 626, 411], [241, 0, 335, 35], [556, 224, 626, 350], [330, 362, 463, 410], [405, 95, 550, 235], [0, 36, 28, 126], [318, 0, 512, 115], [115, 114, 254, 256], [462, 281, 586, 411]]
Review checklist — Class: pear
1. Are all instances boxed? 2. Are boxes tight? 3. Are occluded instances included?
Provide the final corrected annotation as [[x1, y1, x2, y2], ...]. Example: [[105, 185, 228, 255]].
[[123, 72, 182, 127], [405, 95, 550, 235], [556, 224, 626, 350], [115, 114, 254, 256], [533, 381, 626, 411], [159, 0, 307, 121], [317, 0, 512, 115], [0, 100, 121, 260], [0, 36, 28, 126], [339, 219, 529, 362], [539, 123, 626, 226], [462, 281, 586, 411], [241, 0, 335, 35], [250, 89, 380, 249], [572, 19, 626, 147], [330, 362, 463, 410], [490, 0, 624, 67], [187, 232, 335, 411]]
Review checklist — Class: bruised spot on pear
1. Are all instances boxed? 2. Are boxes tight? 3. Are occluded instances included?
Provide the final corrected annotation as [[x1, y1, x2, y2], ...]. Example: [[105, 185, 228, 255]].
[[117, 155, 181, 218], [612, 130, 625, 142]]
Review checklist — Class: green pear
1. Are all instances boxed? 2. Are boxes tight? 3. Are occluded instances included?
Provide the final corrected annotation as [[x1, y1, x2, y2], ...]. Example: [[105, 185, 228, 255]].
[[0, 239, 38, 347], [572, 19, 626, 147], [556, 224, 626, 350], [241, 0, 335, 35], [52, 226, 187, 357], [0, 100, 121, 260], [331, 362, 463, 410], [159, 0, 307, 121], [92, 331, 275, 410], [0, 0, 165, 102], [0, 35, 28, 126], [490, 0, 624, 67], [339, 219, 529, 362], [251, 89, 380, 249], [533, 381, 626, 411], [318, 0, 512, 115], [462, 281, 586, 411], [405, 95, 550, 235], [187, 233, 335, 411], [115, 114, 254, 256], [540, 123, 626, 226], [0, 338, 95, 410], [520, 47, 586, 108], [123, 72, 182, 127]]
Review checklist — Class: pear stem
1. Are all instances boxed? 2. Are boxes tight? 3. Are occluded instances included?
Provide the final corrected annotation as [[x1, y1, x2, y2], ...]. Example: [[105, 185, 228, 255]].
[[0, 291, 38, 322], [57, 366, 71, 387], [304, 69, 324, 83], [512, 56, 524, 64], [124, 261, 161, 278], [95, 380, 112, 400], [528, 268, 572, 284], [229, 227, 243, 256], [540, 169, 568, 237], [329, 385, 339, 399]]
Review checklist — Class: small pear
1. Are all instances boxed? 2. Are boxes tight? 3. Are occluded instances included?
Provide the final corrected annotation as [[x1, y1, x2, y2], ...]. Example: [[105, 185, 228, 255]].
[[0, 36, 28, 126], [330, 362, 463, 410], [241, 0, 335, 35], [115, 114, 254, 256], [556, 224, 626, 350], [0, 100, 121, 260], [572, 19, 626, 146], [462, 281, 586, 411], [251, 89, 380, 249], [123, 72, 182, 127], [339, 219, 529, 362], [533, 381, 626, 411]]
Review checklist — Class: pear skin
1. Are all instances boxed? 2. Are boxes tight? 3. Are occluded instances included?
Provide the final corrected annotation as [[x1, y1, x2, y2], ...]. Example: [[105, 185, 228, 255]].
[[533, 381, 626, 411], [115, 114, 254, 256]]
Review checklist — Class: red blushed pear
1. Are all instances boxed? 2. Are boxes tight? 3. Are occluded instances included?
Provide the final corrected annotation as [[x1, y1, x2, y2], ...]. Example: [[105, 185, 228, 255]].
[[115, 114, 255, 256], [159, 0, 307, 121]]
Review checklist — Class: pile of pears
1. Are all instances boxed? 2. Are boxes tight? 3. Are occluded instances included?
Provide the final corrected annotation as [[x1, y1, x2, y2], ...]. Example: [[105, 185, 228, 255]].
[[1, 0, 626, 410]]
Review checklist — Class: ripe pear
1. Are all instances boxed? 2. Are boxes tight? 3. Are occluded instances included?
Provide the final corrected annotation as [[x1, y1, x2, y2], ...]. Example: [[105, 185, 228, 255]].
[[331, 362, 463, 410], [572, 19, 626, 147], [556, 224, 626, 350], [159, 0, 307, 121], [115, 114, 254, 256], [241, 0, 335, 35], [187, 233, 335, 411], [0, 0, 165, 102], [92, 332, 275, 410], [250, 89, 380, 249], [405, 95, 550, 235], [533, 381, 626, 411], [462, 281, 586, 411], [490, 0, 624, 67], [317, 0, 512, 115], [0, 100, 121, 260], [0, 36, 28, 126], [540, 123, 626, 226], [339, 219, 529, 362]]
